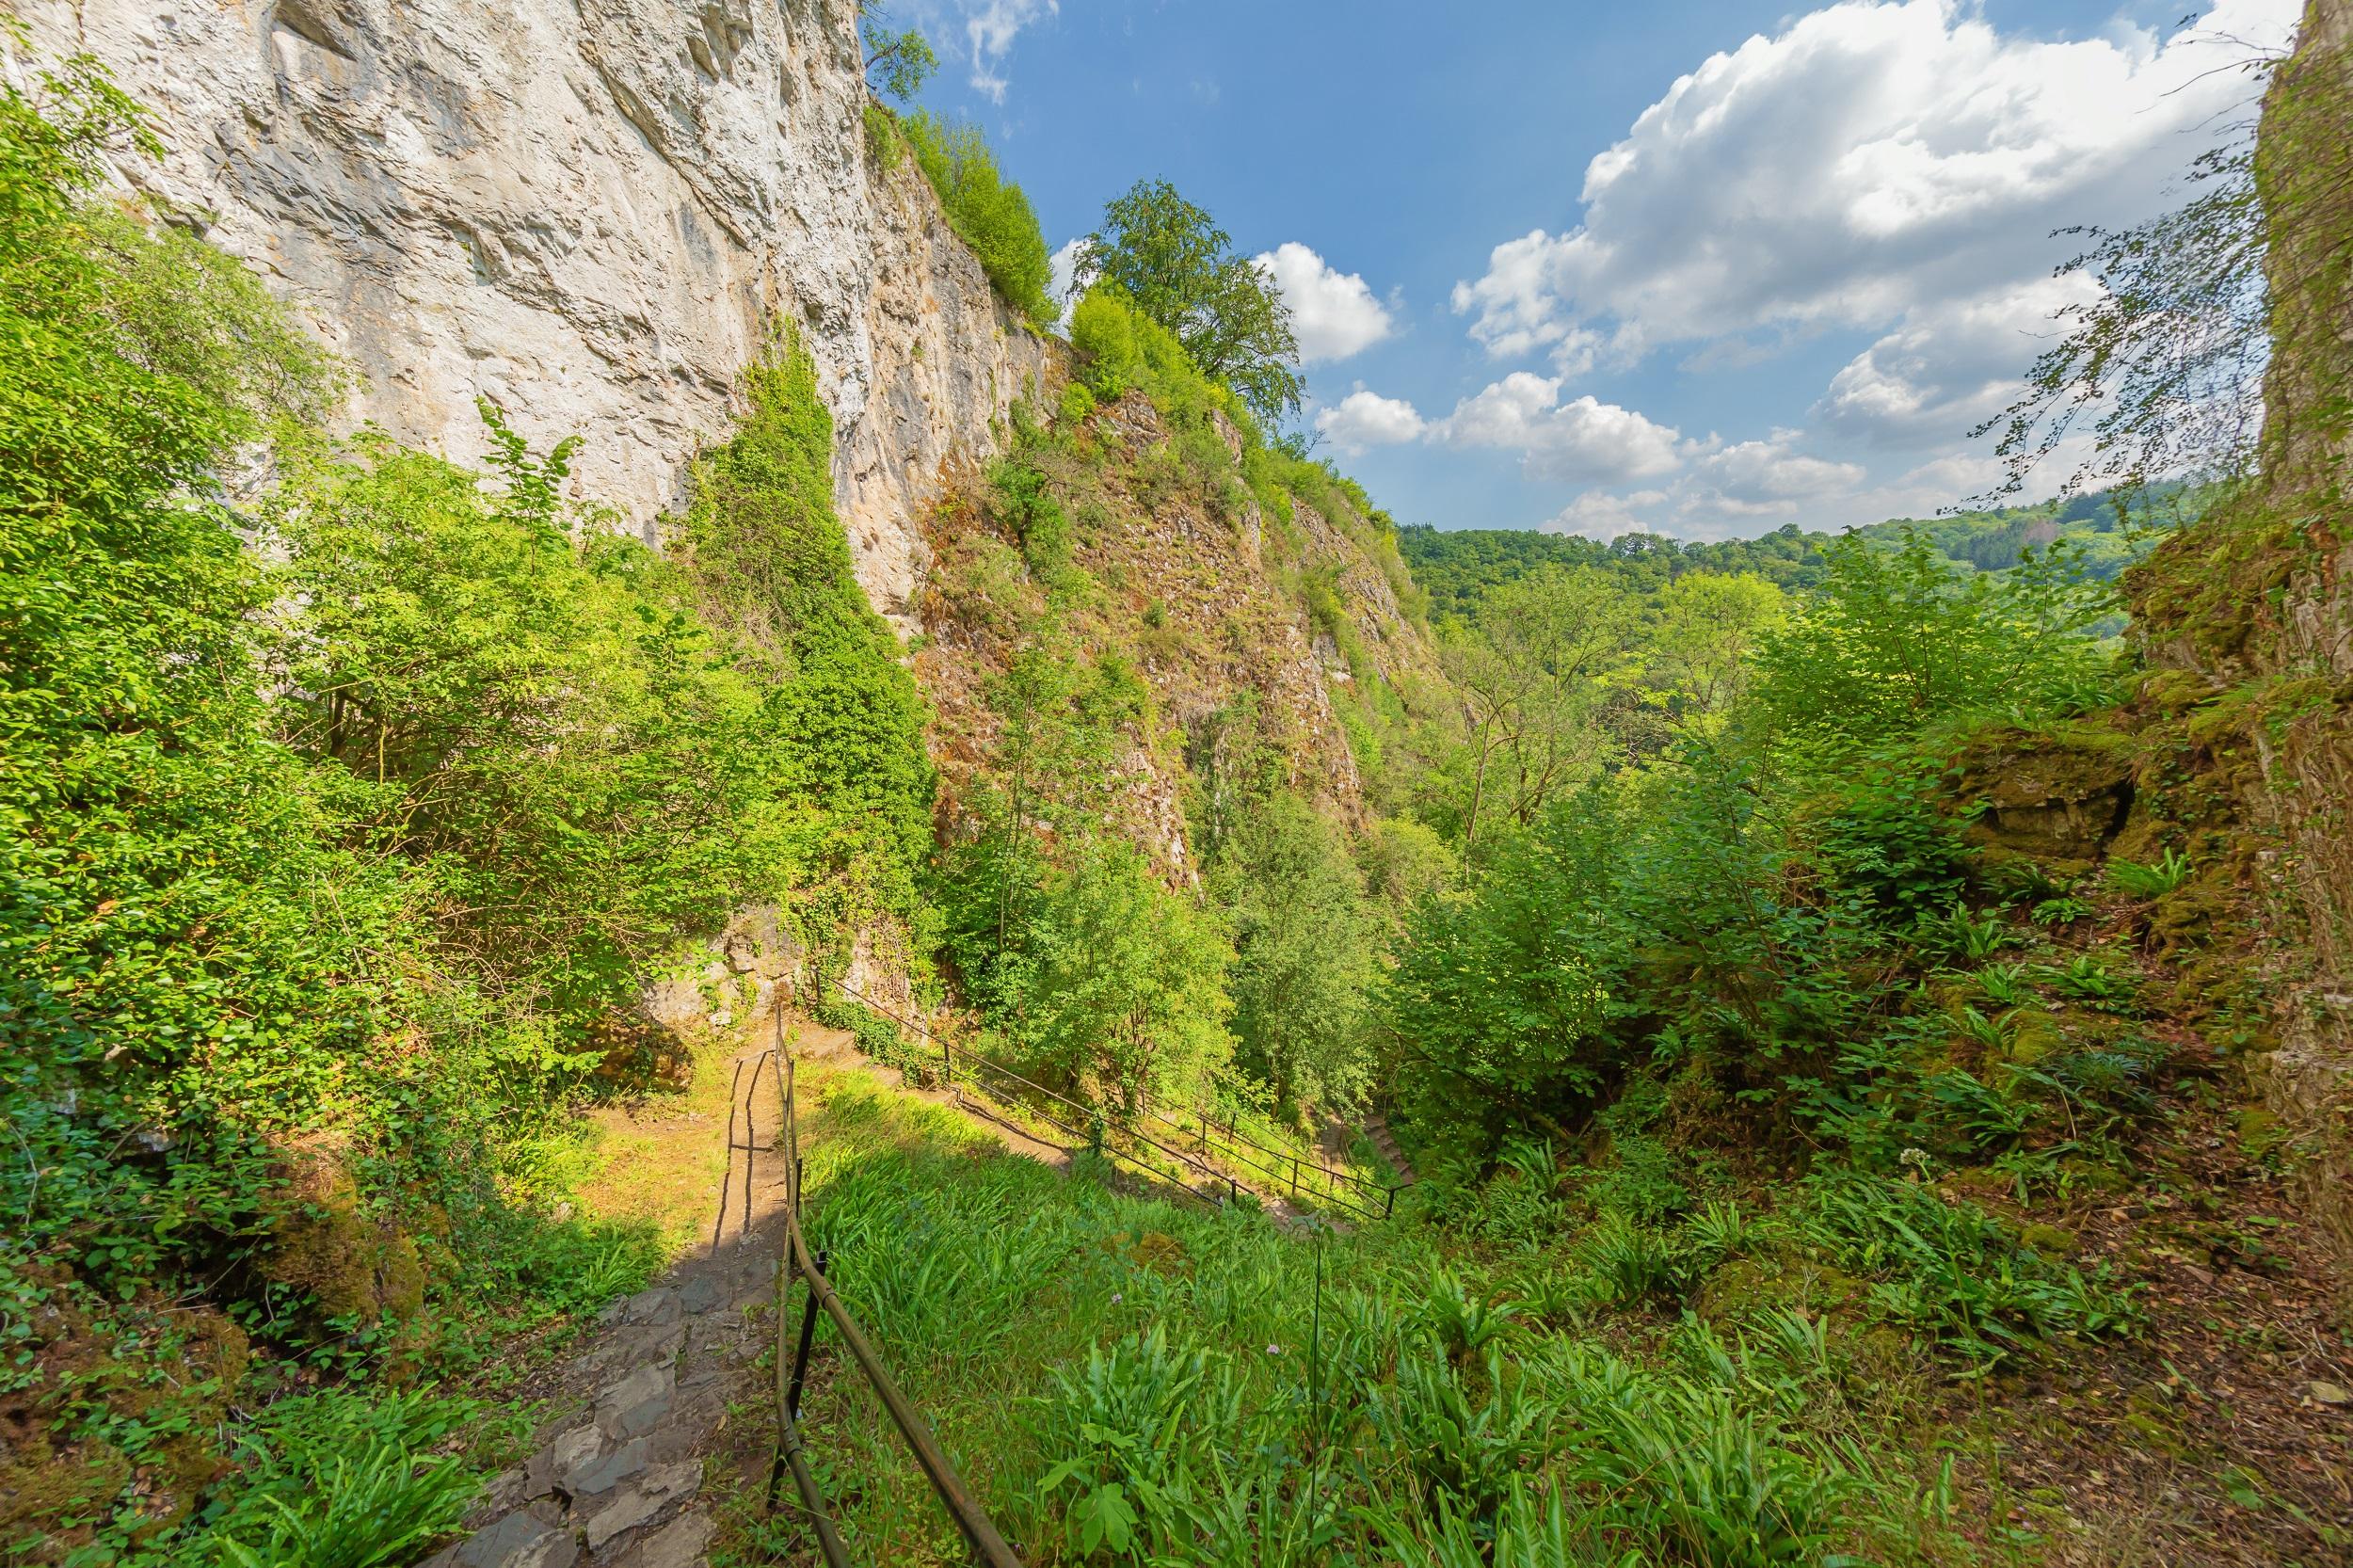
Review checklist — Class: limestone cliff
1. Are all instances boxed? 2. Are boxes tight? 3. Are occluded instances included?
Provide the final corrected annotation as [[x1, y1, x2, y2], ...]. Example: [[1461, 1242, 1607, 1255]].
[[15, 0, 1434, 983], [15, 0, 1049, 628]]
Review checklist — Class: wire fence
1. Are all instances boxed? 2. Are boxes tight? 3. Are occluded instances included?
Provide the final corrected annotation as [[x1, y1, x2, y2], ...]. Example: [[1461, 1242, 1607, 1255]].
[[735, 1009, 1024, 1568], [830, 979, 1409, 1222]]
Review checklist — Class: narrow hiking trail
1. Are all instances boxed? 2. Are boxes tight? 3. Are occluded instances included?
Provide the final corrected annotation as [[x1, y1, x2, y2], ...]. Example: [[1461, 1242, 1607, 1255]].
[[420, 1037, 794, 1568], [419, 1009, 1398, 1567]]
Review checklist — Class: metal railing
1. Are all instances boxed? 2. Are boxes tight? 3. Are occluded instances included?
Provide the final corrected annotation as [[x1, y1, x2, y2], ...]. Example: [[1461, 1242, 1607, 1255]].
[[732, 1009, 1024, 1568], [832, 980, 1408, 1222]]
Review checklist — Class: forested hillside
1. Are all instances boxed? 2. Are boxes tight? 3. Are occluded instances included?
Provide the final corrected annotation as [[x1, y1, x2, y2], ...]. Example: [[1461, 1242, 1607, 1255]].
[[5, 2, 2351, 1566], [1397, 486, 2201, 620]]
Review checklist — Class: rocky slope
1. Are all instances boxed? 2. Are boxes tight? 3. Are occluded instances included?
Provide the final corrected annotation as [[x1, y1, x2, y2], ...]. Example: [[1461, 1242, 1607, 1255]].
[[16, 0, 1048, 628], [917, 394, 1444, 879]]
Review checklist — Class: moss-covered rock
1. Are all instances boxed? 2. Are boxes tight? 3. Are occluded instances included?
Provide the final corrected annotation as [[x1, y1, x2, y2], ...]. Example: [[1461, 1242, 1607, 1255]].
[[261, 1140, 428, 1327], [1945, 720, 2137, 874]]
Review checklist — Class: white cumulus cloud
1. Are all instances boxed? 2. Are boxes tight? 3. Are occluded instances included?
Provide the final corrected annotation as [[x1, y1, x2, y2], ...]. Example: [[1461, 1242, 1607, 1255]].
[[1451, 0, 2294, 360], [1690, 433, 1867, 514], [1435, 374, 1687, 484], [957, 0, 1058, 103], [1048, 237, 1087, 328], [1315, 389, 1426, 454], [1255, 243, 1396, 362], [1544, 489, 1672, 541], [1815, 275, 2099, 445]]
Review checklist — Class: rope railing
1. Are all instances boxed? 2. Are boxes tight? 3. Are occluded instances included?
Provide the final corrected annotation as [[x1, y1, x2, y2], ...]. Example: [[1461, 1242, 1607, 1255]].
[[831, 979, 1408, 1222], [742, 1006, 1025, 1568]]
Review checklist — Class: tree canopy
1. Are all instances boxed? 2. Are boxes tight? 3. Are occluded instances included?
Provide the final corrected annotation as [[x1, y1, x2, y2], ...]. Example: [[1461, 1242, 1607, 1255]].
[[1078, 179, 1303, 427]]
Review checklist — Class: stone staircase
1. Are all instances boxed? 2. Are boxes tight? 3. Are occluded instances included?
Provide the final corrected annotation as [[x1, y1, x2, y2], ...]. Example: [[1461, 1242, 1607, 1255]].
[[1362, 1112, 1419, 1189], [419, 1154, 787, 1568]]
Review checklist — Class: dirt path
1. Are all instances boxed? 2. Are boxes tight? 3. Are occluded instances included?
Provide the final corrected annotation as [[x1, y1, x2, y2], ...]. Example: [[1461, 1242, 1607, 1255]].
[[418, 1013, 1369, 1567], [420, 1039, 796, 1568], [419, 1019, 1090, 1568]]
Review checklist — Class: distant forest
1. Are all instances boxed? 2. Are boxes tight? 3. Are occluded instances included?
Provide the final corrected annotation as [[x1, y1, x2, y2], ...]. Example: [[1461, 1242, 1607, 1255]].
[[1398, 487, 2195, 618]]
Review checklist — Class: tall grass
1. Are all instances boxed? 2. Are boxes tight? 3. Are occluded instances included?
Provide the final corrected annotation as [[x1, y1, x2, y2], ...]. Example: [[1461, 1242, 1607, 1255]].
[[767, 1070, 1975, 1566]]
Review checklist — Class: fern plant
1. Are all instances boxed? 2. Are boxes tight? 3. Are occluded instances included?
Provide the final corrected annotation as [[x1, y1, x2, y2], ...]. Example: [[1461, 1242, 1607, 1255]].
[[2106, 848, 2193, 898]]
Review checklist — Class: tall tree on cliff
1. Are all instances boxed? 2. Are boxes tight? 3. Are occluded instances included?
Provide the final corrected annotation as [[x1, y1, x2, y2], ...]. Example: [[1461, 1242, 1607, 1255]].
[[1078, 179, 1304, 427]]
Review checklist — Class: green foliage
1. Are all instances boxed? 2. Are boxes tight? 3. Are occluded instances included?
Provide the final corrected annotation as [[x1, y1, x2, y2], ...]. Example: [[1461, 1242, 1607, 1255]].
[[934, 622, 1147, 1025], [1079, 179, 1302, 425], [901, 112, 1055, 325], [988, 449, 1075, 581], [1797, 1175, 2142, 1369], [862, 101, 903, 169], [0, 54, 391, 1300], [206, 1389, 481, 1568], [1808, 752, 1975, 925], [2, 65, 940, 1557], [1539, 1339, 1863, 1568], [1381, 803, 1617, 1146], [2106, 847, 2193, 898], [1754, 531, 2116, 760], [1439, 562, 1641, 846], [1020, 839, 1233, 1111], [1067, 283, 1234, 430], [1397, 488, 2176, 622], [859, 7, 937, 103], [1210, 795, 1377, 1112]]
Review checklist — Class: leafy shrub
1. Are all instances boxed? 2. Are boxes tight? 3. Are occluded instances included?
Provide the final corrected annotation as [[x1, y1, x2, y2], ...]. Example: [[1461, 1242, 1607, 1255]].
[[1414, 1270, 1519, 1363], [200, 1389, 485, 1568], [1028, 1326, 1239, 1562], [1917, 903, 2017, 963], [1798, 1174, 2142, 1368], [1067, 284, 1239, 433], [901, 113, 1055, 325], [1809, 752, 1975, 924], [1076, 178, 1303, 426], [0, 55, 393, 1305], [1210, 794, 1379, 1112], [1584, 1133, 1693, 1223], [1019, 839, 1233, 1111], [1580, 1215, 1687, 1307], [1539, 1342, 1863, 1568], [987, 451, 1074, 580], [1375, 1351, 1551, 1518], [1755, 531, 2115, 761]]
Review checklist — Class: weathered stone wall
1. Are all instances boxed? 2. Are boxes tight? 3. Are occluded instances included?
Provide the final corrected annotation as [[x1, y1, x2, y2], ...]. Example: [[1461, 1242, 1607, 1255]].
[[14, 0, 1050, 629]]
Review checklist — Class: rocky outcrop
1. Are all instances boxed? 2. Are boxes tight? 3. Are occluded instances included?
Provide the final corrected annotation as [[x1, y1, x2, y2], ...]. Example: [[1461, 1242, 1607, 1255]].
[[914, 393, 1443, 878], [14, 0, 1049, 628], [1945, 722, 2137, 873], [2127, 0, 2353, 1289]]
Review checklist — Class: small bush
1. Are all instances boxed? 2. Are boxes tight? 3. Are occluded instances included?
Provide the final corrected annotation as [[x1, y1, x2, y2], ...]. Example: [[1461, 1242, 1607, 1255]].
[[1538, 1341, 1863, 1568], [203, 1389, 485, 1568], [1798, 1174, 2141, 1367], [901, 113, 1055, 325], [1067, 284, 1235, 432], [2107, 847, 2193, 898]]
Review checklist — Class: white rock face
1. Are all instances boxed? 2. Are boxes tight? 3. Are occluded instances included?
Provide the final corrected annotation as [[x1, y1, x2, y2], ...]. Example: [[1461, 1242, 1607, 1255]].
[[17, 0, 1053, 627]]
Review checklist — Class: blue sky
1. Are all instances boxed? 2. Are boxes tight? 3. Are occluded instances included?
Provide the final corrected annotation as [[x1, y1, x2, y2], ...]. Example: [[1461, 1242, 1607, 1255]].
[[897, 1, 2295, 537]]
